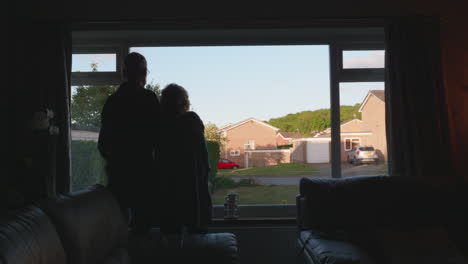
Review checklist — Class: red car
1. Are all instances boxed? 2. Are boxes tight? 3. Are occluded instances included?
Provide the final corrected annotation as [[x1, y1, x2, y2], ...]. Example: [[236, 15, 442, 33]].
[[218, 158, 240, 169]]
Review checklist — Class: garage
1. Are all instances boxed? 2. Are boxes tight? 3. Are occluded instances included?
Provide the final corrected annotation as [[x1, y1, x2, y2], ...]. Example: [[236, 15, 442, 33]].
[[292, 138, 331, 164], [306, 140, 330, 163]]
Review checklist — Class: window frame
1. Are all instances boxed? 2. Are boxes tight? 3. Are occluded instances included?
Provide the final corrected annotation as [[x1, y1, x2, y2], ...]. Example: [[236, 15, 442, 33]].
[[230, 150, 240, 157], [344, 137, 361, 151], [71, 24, 387, 219], [329, 42, 385, 178], [71, 45, 127, 86]]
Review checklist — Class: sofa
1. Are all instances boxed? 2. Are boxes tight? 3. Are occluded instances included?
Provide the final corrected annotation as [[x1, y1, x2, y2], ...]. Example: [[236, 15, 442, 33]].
[[296, 176, 467, 264], [0, 185, 239, 264], [0, 185, 130, 264]]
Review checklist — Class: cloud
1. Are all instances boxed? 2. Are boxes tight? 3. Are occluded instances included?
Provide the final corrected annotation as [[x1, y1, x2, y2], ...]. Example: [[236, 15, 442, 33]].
[[343, 51, 385, 69]]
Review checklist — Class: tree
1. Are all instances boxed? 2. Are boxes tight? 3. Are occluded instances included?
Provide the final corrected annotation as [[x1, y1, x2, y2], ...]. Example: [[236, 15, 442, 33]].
[[267, 104, 362, 136], [204, 123, 227, 151], [145, 82, 161, 97], [71, 63, 162, 127], [71, 84, 118, 127]]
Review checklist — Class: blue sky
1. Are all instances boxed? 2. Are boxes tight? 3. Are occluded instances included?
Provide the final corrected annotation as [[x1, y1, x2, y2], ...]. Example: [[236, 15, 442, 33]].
[[73, 46, 384, 127]]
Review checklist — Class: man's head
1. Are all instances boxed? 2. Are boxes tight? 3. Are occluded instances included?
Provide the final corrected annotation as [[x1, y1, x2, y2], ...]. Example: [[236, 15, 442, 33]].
[[123, 52, 148, 86]]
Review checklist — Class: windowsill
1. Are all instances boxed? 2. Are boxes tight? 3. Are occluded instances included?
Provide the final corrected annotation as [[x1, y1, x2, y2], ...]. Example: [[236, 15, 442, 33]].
[[211, 217, 296, 225], [212, 204, 297, 222]]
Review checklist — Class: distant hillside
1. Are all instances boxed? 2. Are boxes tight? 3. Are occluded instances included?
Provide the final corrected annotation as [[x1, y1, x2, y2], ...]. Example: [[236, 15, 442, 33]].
[[267, 104, 361, 136]]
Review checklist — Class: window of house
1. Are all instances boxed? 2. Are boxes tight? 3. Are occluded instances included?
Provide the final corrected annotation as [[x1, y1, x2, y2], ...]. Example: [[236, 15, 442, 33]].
[[72, 26, 387, 218], [344, 138, 361, 151], [244, 140, 255, 150]]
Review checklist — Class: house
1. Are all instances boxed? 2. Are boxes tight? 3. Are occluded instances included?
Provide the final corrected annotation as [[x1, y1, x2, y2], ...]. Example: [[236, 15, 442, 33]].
[[220, 118, 290, 168], [71, 130, 99, 142], [276, 132, 301, 146], [292, 90, 386, 163]]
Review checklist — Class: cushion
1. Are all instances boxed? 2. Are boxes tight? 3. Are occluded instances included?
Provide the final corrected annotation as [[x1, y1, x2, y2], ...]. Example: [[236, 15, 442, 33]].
[[0, 206, 66, 264], [42, 185, 128, 264], [299, 176, 454, 230], [375, 227, 468, 264], [299, 230, 377, 264], [129, 229, 239, 264]]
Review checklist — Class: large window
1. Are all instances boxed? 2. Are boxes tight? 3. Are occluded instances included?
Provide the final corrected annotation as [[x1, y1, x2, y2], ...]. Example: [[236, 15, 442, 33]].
[[71, 27, 387, 218], [131, 45, 330, 207]]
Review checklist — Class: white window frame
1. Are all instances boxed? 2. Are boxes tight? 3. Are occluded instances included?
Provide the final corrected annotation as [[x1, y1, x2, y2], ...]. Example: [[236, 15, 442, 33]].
[[72, 23, 387, 219], [71, 45, 127, 86], [344, 137, 361, 151], [330, 42, 385, 178], [230, 150, 240, 156], [244, 140, 255, 150]]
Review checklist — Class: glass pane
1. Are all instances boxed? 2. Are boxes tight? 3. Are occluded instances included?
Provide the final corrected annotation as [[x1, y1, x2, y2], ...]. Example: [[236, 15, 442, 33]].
[[72, 54, 117, 72], [339, 82, 387, 177], [70, 84, 118, 191], [343, 50, 385, 69], [132, 45, 331, 206]]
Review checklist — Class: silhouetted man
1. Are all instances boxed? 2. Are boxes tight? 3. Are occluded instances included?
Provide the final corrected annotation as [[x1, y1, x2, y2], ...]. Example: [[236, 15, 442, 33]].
[[98, 52, 160, 232]]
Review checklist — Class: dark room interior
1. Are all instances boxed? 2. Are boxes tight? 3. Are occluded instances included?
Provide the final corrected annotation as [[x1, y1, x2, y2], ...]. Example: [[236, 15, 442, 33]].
[[4, 1, 468, 263]]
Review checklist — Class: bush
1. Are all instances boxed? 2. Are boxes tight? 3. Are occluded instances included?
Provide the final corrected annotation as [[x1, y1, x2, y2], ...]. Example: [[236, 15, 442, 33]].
[[277, 144, 293, 149], [71, 141, 106, 191], [237, 179, 256, 186], [214, 177, 238, 189]]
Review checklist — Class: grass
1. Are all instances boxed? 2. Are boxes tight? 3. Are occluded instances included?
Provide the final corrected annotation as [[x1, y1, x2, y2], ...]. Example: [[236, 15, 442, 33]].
[[212, 185, 299, 205], [216, 163, 318, 177]]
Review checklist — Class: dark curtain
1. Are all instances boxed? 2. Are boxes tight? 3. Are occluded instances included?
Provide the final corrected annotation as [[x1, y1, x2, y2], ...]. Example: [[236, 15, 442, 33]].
[[7, 23, 72, 205], [385, 18, 452, 179]]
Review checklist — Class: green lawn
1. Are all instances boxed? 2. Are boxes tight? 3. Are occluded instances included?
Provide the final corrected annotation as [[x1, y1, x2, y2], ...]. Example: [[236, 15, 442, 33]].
[[212, 185, 299, 205], [217, 163, 318, 177]]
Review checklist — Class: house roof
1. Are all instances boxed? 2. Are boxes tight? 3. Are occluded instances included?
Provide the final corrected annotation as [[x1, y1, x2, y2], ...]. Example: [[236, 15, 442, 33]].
[[277, 132, 301, 139], [340, 118, 363, 127], [219, 117, 280, 132], [313, 119, 370, 137], [358, 90, 385, 112]]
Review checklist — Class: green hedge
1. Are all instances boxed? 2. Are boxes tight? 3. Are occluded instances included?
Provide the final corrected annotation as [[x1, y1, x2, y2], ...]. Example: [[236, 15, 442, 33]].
[[72, 140, 222, 193], [71, 141, 106, 191], [206, 141, 220, 193]]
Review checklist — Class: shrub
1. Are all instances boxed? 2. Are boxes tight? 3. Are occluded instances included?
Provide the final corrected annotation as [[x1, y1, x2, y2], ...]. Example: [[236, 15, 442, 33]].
[[71, 141, 106, 191], [214, 177, 238, 189], [237, 179, 256, 186], [206, 141, 220, 192]]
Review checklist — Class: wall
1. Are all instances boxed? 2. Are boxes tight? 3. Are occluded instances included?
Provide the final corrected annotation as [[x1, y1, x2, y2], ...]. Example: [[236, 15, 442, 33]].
[[210, 225, 298, 264], [71, 130, 99, 141], [224, 120, 278, 167], [441, 15, 468, 181], [360, 95, 387, 160], [291, 141, 307, 163], [276, 135, 291, 146], [340, 119, 365, 133], [246, 151, 290, 168], [14, 0, 445, 22]]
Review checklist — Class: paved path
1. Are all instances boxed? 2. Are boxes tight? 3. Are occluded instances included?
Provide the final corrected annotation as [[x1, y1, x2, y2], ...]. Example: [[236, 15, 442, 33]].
[[231, 163, 386, 185]]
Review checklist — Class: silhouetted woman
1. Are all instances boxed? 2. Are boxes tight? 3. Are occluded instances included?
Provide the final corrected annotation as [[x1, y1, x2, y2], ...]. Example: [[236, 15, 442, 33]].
[[98, 52, 160, 233], [159, 84, 212, 235]]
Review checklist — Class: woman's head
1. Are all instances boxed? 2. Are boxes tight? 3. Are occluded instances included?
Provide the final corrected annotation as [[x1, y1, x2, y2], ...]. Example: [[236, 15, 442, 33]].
[[122, 52, 148, 86], [161, 83, 190, 115]]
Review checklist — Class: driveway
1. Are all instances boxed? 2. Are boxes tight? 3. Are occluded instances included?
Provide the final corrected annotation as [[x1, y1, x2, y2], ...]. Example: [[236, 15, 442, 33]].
[[231, 163, 386, 185]]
